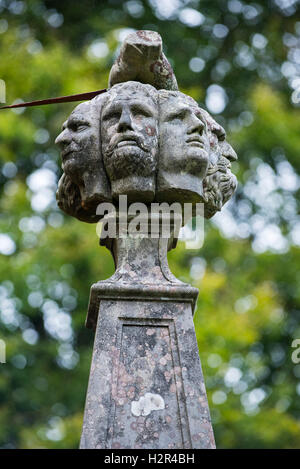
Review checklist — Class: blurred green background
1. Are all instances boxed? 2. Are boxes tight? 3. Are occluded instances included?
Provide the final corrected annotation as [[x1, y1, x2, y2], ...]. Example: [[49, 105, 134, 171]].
[[0, 0, 299, 449]]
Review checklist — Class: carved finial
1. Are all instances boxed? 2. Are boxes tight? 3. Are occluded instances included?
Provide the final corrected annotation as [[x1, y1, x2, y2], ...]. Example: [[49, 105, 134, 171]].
[[108, 30, 178, 91]]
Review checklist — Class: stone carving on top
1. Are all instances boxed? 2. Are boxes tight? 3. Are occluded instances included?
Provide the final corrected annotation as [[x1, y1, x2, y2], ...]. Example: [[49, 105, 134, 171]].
[[55, 30, 237, 223], [108, 30, 178, 91]]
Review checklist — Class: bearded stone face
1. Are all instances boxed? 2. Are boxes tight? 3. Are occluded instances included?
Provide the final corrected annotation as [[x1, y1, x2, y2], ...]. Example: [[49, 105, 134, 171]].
[[156, 91, 210, 204], [55, 96, 111, 223], [55, 85, 237, 224], [203, 156, 237, 218], [202, 111, 238, 218], [55, 101, 99, 184], [101, 81, 159, 203]]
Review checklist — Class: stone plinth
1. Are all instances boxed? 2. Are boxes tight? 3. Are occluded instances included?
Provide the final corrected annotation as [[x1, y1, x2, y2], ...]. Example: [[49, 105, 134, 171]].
[[80, 214, 215, 449]]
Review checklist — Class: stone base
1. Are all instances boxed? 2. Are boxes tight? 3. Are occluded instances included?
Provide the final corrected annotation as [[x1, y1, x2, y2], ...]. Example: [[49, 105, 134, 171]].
[[80, 286, 215, 449], [80, 215, 215, 449]]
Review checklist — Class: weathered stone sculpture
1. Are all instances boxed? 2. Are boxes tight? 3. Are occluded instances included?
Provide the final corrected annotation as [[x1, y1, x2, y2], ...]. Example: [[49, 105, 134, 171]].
[[202, 111, 237, 218], [55, 97, 111, 222], [101, 81, 159, 203], [156, 90, 210, 204], [55, 31, 237, 450]]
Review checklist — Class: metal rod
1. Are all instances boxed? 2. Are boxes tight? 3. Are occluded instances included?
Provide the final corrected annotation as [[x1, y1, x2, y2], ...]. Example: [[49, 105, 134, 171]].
[[0, 88, 107, 110]]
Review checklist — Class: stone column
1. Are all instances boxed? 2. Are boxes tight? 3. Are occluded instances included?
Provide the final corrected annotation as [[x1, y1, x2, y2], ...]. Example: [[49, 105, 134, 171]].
[[80, 213, 215, 449], [54, 30, 238, 451]]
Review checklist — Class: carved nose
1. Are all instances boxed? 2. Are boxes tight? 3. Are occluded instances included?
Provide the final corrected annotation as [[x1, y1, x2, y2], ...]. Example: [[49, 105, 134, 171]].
[[55, 129, 71, 147], [188, 115, 205, 135], [118, 108, 133, 132]]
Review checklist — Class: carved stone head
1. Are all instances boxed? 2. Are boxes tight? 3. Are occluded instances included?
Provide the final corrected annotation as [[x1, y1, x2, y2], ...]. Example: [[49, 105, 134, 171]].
[[202, 110, 238, 218], [55, 95, 111, 223], [156, 90, 210, 204], [101, 81, 159, 203]]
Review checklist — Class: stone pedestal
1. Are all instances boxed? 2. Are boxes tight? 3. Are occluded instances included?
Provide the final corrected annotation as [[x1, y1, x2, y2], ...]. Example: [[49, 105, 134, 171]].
[[80, 214, 215, 449], [54, 30, 238, 449]]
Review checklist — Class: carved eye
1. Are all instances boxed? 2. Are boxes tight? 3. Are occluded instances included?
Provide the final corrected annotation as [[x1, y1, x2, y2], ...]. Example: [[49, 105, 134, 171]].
[[167, 109, 188, 122], [131, 105, 152, 118], [77, 124, 89, 131], [70, 121, 89, 132], [102, 112, 120, 123]]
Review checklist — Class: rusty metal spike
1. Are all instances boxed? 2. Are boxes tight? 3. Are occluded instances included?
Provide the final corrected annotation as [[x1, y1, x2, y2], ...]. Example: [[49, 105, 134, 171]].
[[0, 88, 107, 110]]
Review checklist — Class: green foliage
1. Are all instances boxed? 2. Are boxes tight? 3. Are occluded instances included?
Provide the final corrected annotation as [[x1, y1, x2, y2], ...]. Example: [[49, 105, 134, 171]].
[[0, 0, 299, 449]]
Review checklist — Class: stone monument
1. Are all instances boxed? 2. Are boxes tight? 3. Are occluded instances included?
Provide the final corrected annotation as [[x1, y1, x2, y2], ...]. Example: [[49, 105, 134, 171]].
[[55, 31, 237, 449]]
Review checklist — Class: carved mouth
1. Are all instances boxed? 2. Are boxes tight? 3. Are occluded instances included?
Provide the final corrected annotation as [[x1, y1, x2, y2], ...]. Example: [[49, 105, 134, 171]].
[[117, 139, 138, 148], [62, 148, 78, 161], [188, 142, 204, 147], [186, 136, 204, 147]]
